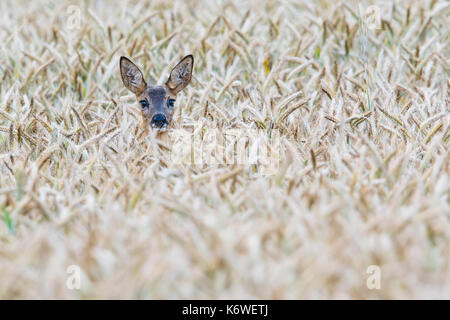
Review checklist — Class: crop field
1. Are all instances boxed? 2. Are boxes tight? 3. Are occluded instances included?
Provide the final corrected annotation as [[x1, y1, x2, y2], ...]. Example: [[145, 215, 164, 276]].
[[0, 0, 448, 299]]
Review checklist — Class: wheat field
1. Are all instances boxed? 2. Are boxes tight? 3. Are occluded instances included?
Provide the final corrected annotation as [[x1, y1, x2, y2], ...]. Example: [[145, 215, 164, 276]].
[[0, 0, 448, 299]]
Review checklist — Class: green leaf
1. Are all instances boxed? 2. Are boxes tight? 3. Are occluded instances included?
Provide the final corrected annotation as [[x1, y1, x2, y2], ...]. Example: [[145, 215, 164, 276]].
[[2, 206, 14, 235], [314, 47, 321, 59]]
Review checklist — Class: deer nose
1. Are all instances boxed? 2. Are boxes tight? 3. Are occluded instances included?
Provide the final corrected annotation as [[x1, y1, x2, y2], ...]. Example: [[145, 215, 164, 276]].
[[151, 113, 168, 128]]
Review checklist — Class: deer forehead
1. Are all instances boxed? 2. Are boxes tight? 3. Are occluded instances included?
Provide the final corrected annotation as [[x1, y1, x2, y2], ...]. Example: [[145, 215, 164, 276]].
[[139, 85, 174, 103]]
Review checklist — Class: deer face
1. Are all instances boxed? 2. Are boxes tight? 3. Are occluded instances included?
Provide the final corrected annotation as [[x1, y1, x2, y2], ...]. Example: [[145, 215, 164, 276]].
[[120, 55, 193, 131]]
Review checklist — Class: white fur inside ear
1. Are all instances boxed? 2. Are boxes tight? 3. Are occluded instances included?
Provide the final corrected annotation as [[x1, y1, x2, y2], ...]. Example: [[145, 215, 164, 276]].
[[167, 56, 193, 93], [174, 62, 190, 80], [120, 58, 146, 94], [127, 68, 142, 87]]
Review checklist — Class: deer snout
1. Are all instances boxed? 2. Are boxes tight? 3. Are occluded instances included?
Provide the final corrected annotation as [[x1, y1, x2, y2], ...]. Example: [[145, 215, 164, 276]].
[[151, 113, 168, 129]]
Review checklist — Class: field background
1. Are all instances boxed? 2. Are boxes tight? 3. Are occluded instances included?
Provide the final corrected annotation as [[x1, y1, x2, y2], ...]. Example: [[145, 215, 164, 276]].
[[0, 0, 449, 299]]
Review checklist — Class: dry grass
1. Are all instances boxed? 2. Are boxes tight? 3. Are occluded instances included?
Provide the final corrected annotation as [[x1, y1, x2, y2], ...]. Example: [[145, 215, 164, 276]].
[[0, 0, 449, 299]]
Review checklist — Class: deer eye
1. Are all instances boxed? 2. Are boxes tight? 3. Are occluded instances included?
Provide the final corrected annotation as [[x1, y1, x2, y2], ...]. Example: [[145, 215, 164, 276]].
[[139, 100, 149, 109], [167, 99, 175, 108]]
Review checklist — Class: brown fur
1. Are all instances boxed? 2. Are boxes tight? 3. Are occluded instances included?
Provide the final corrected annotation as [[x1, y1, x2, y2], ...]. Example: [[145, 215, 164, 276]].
[[120, 55, 194, 135]]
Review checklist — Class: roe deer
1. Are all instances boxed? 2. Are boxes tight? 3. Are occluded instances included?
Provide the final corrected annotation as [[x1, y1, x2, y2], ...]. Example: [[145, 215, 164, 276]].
[[120, 55, 193, 133]]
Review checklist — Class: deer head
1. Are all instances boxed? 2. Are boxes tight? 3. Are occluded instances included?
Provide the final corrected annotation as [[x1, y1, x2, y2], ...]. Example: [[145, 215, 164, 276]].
[[120, 55, 193, 131]]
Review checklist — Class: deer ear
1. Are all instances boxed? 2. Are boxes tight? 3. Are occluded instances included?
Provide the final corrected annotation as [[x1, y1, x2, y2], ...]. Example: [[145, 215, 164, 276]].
[[166, 55, 193, 94], [120, 57, 147, 95]]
